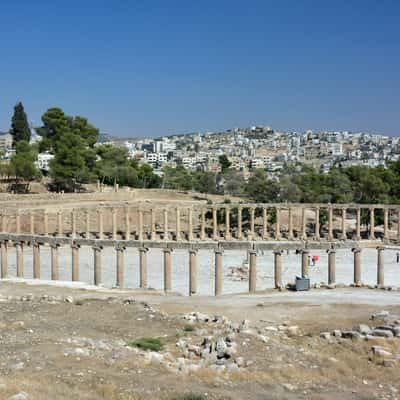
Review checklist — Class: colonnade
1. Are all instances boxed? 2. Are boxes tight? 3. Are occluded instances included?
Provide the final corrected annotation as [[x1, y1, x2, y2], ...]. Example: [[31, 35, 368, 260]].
[[1, 204, 400, 242], [0, 238, 389, 296]]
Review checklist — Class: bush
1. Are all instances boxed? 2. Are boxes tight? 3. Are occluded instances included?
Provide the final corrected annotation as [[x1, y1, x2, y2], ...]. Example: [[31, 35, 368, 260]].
[[174, 394, 207, 400], [183, 324, 194, 332], [129, 337, 163, 352]]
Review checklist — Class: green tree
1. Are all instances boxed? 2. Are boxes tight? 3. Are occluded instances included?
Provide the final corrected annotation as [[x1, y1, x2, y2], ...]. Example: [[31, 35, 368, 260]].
[[10, 102, 31, 145], [193, 171, 217, 195], [218, 154, 231, 173], [9, 141, 40, 183], [163, 166, 193, 190]]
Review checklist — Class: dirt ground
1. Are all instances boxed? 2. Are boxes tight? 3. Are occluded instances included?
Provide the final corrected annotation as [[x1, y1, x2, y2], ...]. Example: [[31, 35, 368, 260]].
[[0, 282, 399, 400]]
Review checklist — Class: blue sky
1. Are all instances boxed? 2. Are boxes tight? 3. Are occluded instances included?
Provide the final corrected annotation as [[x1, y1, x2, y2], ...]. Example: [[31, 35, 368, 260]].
[[0, 0, 399, 137]]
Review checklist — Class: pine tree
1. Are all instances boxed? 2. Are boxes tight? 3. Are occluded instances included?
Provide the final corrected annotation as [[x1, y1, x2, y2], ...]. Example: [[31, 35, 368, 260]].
[[10, 102, 31, 145]]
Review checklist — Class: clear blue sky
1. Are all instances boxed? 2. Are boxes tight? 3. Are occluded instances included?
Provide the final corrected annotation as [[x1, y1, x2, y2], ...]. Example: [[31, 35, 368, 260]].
[[1, 0, 399, 137]]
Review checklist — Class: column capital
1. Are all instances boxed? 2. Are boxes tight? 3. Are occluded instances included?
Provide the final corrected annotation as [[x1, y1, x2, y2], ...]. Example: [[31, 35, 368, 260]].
[[50, 242, 60, 249], [93, 245, 103, 251], [301, 248, 309, 254], [163, 247, 173, 254], [326, 248, 336, 254], [13, 241, 24, 247], [115, 244, 126, 252], [352, 247, 362, 253], [189, 248, 199, 254], [71, 243, 80, 249], [376, 246, 385, 251], [273, 249, 283, 255], [139, 246, 149, 253]]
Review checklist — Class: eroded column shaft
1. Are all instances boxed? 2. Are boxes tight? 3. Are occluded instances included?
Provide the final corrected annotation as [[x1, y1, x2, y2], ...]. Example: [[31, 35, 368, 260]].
[[189, 249, 197, 296], [328, 249, 336, 284], [139, 247, 148, 289], [274, 250, 282, 289], [215, 249, 223, 296], [163, 248, 172, 292], [377, 247, 384, 287], [249, 250, 257, 293]]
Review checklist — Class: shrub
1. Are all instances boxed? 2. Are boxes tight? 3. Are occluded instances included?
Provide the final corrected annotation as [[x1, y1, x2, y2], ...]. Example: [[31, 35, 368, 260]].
[[129, 337, 163, 352], [174, 394, 207, 400], [183, 325, 195, 332]]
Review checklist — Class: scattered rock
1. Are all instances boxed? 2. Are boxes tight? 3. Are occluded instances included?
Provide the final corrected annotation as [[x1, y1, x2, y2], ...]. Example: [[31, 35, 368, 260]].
[[7, 392, 29, 400]]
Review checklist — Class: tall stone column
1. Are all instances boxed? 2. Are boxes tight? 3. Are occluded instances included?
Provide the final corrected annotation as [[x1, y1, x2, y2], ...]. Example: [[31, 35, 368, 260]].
[[150, 208, 156, 240], [138, 209, 144, 241], [288, 207, 294, 240], [224, 206, 231, 240], [93, 246, 102, 285], [125, 207, 131, 240], [57, 210, 63, 237], [301, 249, 309, 277], [85, 210, 90, 239], [51, 243, 59, 280], [397, 209, 400, 241], [377, 246, 384, 287], [301, 207, 307, 240], [116, 245, 125, 288], [237, 206, 243, 240], [175, 208, 181, 241], [275, 208, 281, 240], [33, 242, 40, 279], [71, 210, 76, 239], [112, 208, 117, 240], [328, 207, 333, 240], [30, 212, 35, 235], [352, 247, 362, 286], [95, 209, 102, 239], [212, 207, 218, 240], [139, 247, 148, 289], [274, 250, 282, 289], [43, 211, 48, 236], [163, 208, 169, 241], [369, 208, 375, 240], [327, 249, 336, 285], [249, 207, 255, 240], [163, 248, 172, 292], [355, 208, 361, 240], [262, 207, 269, 239], [1, 241, 8, 278], [214, 248, 223, 296], [383, 208, 389, 240], [341, 208, 347, 240], [71, 244, 80, 281], [189, 249, 197, 296], [315, 207, 320, 240], [200, 208, 206, 240], [16, 211, 21, 234], [188, 208, 194, 241], [249, 249, 257, 293], [0, 212, 4, 233]]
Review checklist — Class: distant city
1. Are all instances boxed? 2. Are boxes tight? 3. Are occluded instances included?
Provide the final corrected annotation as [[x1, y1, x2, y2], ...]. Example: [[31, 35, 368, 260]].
[[0, 125, 398, 178]]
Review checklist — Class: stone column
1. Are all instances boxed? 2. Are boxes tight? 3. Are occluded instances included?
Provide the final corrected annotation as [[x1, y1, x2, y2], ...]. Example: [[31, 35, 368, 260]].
[[93, 246, 102, 285], [0, 212, 4, 233], [33, 242, 40, 279], [1, 241, 7, 278], [15, 242, 23, 278], [175, 208, 181, 241], [125, 207, 131, 240], [138, 209, 144, 241], [139, 247, 148, 289], [274, 250, 283, 289], [340, 208, 346, 240], [327, 249, 336, 285], [355, 208, 361, 240], [237, 206, 243, 240], [301, 249, 309, 277], [275, 208, 281, 240], [57, 210, 63, 237], [188, 208, 194, 241], [189, 249, 197, 296], [30, 212, 35, 235], [116, 245, 125, 288], [71, 210, 76, 239], [150, 208, 156, 240], [369, 208, 375, 240], [383, 208, 389, 240], [377, 246, 384, 287], [214, 248, 223, 296], [71, 244, 80, 281], [262, 207, 269, 239], [200, 208, 206, 240], [315, 207, 320, 240], [163, 248, 172, 292], [85, 210, 90, 239], [301, 207, 307, 240], [353, 247, 362, 286], [225, 206, 231, 240], [328, 207, 333, 240], [112, 208, 117, 240], [51, 244, 59, 280], [288, 207, 294, 240], [43, 211, 49, 236], [212, 207, 218, 240], [249, 249, 257, 293], [97, 209, 104, 240], [163, 208, 169, 241], [397, 209, 400, 241], [249, 207, 255, 240], [16, 211, 20, 234]]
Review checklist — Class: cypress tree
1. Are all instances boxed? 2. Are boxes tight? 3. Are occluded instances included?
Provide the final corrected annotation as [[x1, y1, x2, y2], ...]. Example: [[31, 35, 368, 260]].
[[10, 102, 31, 146]]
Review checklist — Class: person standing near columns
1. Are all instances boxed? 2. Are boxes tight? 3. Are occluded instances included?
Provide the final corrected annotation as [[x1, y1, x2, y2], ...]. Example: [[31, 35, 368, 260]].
[[163, 248, 172, 292], [214, 247, 223, 296], [274, 250, 282, 289], [377, 246, 384, 287]]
